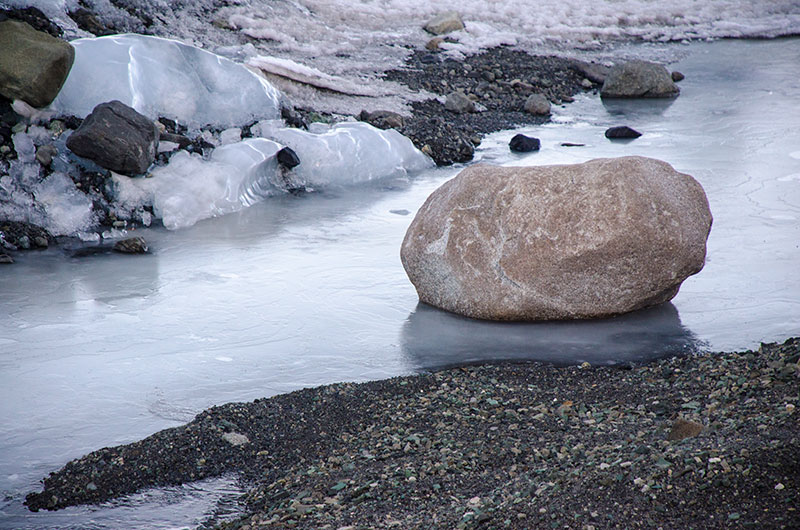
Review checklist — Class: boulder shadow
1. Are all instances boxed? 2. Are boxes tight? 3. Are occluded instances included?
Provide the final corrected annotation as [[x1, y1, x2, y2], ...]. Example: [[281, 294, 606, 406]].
[[400, 301, 705, 371], [601, 97, 676, 117]]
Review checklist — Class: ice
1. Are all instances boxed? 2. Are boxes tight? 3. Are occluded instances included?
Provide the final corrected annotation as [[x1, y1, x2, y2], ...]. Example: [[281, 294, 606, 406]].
[[116, 123, 432, 230], [32, 171, 96, 236], [48, 34, 282, 128]]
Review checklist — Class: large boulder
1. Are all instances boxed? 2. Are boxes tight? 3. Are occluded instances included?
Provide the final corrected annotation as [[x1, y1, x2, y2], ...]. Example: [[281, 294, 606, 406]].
[[601, 60, 679, 98], [0, 19, 75, 108], [401, 156, 712, 321], [66, 100, 159, 175]]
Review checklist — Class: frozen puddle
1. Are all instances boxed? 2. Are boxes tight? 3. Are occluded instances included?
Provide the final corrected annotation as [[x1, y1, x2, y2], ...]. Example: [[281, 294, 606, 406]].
[[1, 37, 800, 529]]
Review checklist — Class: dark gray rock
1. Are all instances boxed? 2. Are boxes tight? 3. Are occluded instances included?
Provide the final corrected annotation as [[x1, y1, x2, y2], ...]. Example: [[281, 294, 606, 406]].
[[509, 134, 540, 153], [0, 220, 52, 250], [113, 237, 148, 254], [601, 60, 679, 98], [605, 126, 642, 139], [0, 19, 75, 108], [671, 71, 685, 82], [276, 147, 300, 169], [570, 60, 610, 84], [66, 100, 159, 175], [35, 144, 57, 166]]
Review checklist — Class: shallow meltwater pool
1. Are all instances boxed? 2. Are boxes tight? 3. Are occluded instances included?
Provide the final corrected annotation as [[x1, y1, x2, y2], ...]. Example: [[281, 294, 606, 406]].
[[1, 38, 799, 529]]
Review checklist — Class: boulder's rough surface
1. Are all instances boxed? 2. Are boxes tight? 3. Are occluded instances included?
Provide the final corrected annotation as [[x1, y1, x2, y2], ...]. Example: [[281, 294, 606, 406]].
[[445, 92, 475, 114], [66, 100, 159, 175], [523, 93, 551, 115], [0, 20, 74, 108], [401, 156, 712, 321], [424, 12, 465, 35], [601, 60, 679, 98], [509, 134, 540, 152]]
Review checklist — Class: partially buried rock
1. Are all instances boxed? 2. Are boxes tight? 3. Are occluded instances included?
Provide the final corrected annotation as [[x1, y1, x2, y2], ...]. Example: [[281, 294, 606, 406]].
[[523, 93, 550, 116], [605, 126, 642, 139], [423, 12, 464, 35], [0, 19, 75, 108], [509, 134, 540, 153], [401, 156, 712, 320], [445, 92, 475, 114], [66, 100, 159, 175], [113, 236, 148, 254], [359, 109, 405, 130], [276, 146, 300, 169], [601, 60, 679, 98]]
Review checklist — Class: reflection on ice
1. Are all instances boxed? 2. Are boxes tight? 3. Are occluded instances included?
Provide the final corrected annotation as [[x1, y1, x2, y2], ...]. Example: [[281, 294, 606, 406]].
[[49, 34, 282, 127], [402, 302, 705, 369], [114, 123, 433, 230]]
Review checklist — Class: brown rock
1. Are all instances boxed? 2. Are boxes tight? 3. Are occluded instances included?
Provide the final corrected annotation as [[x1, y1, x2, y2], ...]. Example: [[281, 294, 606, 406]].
[[113, 236, 148, 254], [667, 418, 704, 441], [426, 37, 444, 51], [401, 156, 712, 320], [423, 12, 465, 35]]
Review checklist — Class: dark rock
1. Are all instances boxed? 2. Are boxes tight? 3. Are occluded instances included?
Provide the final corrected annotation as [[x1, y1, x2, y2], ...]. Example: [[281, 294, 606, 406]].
[[570, 60, 610, 84], [276, 147, 300, 169], [66, 100, 159, 175], [445, 92, 475, 113], [509, 134, 540, 153], [561, 142, 585, 147], [601, 60, 679, 98], [0, 19, 75, 108], [605, 126, 642, 139], [0, 7, 61, 37], [671, 71, 685, 82], [281, 105, 308, 129], [113, 237, 148, 254], [359, 110, 405, 130], [63, 115, 83, 130]]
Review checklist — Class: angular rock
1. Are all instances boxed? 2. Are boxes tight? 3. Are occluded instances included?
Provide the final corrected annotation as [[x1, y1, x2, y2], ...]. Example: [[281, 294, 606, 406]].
[[35, 144, 57, 166], [113, 236, 148, 254], [509, 134, 540, 153], [605, 126, 642, 139], [601, 60, 679, 98], [523, 93, 550, 116], [0, 20, 75, 108], [571, 60, 610, 84], [424, 12, 465, 35], [159, 132, 191, 150], [671, 71, 685, 82], [66, 100, 159, 175], [401, 156, 712, 320], [359, 109, 405, 130], [445, 92, 475, 114], [276, 146, 300, 169]]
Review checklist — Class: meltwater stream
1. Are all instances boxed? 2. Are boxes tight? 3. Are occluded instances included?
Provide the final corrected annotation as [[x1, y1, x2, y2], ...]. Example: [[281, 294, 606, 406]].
[[1, 38, 799, 528]]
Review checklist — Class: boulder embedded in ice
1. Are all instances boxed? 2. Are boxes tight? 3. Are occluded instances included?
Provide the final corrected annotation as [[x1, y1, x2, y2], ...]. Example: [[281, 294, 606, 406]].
[[601, 60, 679, 99], [66, 100, 159, 175], [424, 12, 465, 35], [0, 19, 74, 108], [49, 34, 282, 128]]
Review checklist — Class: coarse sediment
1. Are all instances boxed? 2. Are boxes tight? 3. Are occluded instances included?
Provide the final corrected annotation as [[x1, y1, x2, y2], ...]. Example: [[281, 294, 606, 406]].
[[26, 338, 799, 529]]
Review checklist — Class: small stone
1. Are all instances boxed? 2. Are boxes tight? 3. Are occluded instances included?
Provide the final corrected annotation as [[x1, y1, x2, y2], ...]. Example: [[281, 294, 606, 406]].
[[581, 78, 593, 89], [35, 144, 57, 166], [445, 92, 475, 114], [671, 71, 685, 82], [775, 483, 785, 490], [426, 37, 444, 51], [222, 432, 250, 446], [523, 93, 551, 116], [667, 418, 704, 441], [508, 134, 540, 153], [423, 12, 465, 35], [0, 253, 13, 264], [112, 237, 148, 254], [605, 126, 642, 139], [561, 142, 585, 147], [277, 147, 300, 169]]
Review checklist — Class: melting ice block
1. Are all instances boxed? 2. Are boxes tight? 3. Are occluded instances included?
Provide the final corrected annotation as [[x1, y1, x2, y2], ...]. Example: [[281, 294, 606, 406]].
[[49, 34, 282, 128], [116, 123, 433, 230]]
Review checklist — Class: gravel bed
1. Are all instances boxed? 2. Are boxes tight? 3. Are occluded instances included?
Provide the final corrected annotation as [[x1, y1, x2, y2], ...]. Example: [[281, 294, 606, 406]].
[[25, 338, 799, 529]]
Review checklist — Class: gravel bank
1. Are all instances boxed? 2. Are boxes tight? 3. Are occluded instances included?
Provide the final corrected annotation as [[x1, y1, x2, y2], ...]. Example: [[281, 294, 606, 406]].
[[26, 338, 799, 529]]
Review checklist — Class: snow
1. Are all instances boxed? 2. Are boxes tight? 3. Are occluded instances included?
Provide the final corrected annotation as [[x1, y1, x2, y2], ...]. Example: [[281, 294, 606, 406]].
[[116, 123, 432, 230], [48, 34, 283, 128]]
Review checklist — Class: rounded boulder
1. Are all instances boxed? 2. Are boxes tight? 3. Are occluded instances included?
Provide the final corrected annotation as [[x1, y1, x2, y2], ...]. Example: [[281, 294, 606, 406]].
[[401, 156, 712, 320]]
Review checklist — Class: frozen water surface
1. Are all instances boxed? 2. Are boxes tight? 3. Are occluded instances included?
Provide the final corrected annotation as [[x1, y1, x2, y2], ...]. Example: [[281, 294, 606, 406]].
[[2, 38, 800, 529]]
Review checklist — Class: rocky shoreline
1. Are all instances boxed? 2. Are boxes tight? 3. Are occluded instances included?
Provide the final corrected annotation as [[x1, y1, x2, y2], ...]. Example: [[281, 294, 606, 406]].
[[25, 338, 799, 529]]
